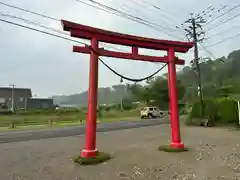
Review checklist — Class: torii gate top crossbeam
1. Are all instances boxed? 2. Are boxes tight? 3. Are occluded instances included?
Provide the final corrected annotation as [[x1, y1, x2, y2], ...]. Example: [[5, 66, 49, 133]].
[[61, 20, 194, 53]]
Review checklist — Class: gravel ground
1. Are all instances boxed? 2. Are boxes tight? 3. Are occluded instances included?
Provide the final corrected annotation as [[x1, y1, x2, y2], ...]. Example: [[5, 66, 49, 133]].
[[0, 124, 240, 180]]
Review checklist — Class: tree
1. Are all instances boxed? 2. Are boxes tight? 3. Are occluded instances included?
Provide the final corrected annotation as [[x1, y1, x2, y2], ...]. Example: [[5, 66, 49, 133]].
[[128, 84, 145, 101], [129, 77, 185, 109], [148, 77, 169, 108]]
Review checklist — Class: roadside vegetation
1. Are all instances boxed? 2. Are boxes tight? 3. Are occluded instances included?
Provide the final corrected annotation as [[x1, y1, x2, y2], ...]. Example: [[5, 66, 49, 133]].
[[127, 49, 240, 128], [0, 103, 140, 131], [2, 49, 240, 131], [185, 97, 239, 127]]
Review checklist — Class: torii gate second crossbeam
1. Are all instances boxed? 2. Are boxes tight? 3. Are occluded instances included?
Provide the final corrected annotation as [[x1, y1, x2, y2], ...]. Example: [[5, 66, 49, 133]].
[[62, 20, 194, 158]]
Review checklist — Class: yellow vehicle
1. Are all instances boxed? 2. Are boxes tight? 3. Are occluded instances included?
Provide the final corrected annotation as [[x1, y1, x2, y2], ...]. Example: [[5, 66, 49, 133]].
[[140, 106, 164, 119]]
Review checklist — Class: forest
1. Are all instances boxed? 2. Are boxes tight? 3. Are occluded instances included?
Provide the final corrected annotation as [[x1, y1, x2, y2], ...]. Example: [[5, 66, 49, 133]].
[[128, 49, 240, 109], [53, 49, 240, 110]]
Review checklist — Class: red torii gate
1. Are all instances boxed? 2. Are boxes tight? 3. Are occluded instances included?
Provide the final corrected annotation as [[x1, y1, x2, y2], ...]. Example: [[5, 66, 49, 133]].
[[62, 20, 194, 158]]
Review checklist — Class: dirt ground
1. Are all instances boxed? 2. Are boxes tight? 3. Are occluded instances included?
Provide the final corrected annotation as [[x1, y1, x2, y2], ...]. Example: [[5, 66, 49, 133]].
[[0, 124, 240, 180]]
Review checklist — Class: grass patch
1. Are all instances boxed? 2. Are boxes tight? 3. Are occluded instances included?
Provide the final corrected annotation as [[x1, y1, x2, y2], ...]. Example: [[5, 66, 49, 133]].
[[54, 121, 84, 127], [73, 151, 111, 165], [158, 145, 189, 152], [0, 109, 141, 131], [0, 124, 47, 131], [0, 109, 140, 126]]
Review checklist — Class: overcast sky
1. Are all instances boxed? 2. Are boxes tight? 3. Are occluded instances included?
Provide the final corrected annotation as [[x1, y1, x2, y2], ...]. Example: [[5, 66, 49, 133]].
[[0, 0, 239, 97]]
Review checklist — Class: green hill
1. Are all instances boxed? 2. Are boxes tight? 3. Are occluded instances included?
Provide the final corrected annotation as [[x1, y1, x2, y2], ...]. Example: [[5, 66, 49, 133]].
[[52, 84, 134, 107], [52, 49, 240, 107]]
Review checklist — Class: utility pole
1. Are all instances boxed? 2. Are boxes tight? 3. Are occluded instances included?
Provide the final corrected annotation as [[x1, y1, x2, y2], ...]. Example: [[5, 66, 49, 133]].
[[184, 13, 206, 116], [120, 77, 124, 111], [24, 97, 28, 112], [9, 84, 16, 112]]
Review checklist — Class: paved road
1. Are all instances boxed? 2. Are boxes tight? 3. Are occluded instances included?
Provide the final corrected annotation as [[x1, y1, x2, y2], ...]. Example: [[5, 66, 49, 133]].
[[0, 117, 169, 144]]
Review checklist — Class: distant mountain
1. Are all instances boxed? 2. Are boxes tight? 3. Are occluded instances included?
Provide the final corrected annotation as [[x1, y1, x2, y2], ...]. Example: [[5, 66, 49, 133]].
[[52, 84, 134, 107], [53, 49, 240, 107]]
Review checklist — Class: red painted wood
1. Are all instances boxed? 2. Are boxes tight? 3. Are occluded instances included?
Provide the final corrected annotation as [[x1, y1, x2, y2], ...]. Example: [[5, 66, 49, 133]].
[[73, 45, 185, 65], [62, 20, 194, 53], [168, 48, 184, 149], [81, 38, 99, 158]]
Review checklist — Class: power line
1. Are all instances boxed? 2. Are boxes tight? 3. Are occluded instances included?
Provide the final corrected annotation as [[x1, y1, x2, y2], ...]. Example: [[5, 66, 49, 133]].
[[177, 6, 215, 33], [152, 5, 189, 31], [0, 0, 177, 33], [121, 0, 184, 30], [0, 4, 121, 51], [206, 11, 240, 31], [206, 25, 240, 39], [123, 0, 188, 36], [146, 2, 183, 23], [207, 31, 240, 47], [76, 0, 138, 22], [0, 2, 166, 59], [0, 11, 124, 52], [0, 11, 125, 50], [201, 5, 228, 23], [79, 0, 174, 32], [128, 0, 179, 21], [76, 0, 183, 40], [195, 5, 214, 18], [0, 18, 86, 44], [0, 17, 167, 82], [0, 12, 67, 35], [205, 3, 240, 25], [111, 0, 181, 32], [0, 1, 59, 21], [78, 0, 185, 41], [199, 42, 216, 59], [0, 0, 184, 40]]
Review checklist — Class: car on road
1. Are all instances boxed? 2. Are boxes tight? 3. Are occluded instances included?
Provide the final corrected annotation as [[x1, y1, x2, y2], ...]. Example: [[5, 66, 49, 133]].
[[140, 106, 164, 119]]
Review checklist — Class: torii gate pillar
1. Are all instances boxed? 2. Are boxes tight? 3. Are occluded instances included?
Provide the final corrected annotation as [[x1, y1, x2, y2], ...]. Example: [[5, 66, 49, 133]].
[[81, 38, 99, 157], [168, 48, 184, 148]]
